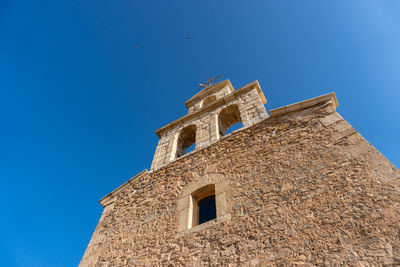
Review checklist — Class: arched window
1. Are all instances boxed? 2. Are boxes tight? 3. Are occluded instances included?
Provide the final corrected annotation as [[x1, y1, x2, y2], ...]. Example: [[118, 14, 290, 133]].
[[176, 174, 230, 233], [202, 95, 217, 108], [191, 184, 216, 227], [218, 104, 243, 137], [175, 124, 197, 158]]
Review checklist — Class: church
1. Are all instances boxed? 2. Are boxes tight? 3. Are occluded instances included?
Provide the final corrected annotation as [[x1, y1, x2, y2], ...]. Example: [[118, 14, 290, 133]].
[[80, 80, 400, 266]]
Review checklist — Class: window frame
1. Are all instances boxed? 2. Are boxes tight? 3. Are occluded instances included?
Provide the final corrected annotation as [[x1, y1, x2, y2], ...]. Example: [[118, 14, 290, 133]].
[[176, 174, 231, 235]]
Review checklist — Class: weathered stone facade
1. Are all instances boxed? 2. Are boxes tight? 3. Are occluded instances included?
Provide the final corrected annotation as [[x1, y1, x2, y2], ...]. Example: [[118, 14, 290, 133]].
[[80, 80, 400, 266]]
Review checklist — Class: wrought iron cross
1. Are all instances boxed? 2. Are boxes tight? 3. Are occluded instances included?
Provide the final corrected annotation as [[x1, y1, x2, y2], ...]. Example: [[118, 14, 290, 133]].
[[198, 75, 222, 89]]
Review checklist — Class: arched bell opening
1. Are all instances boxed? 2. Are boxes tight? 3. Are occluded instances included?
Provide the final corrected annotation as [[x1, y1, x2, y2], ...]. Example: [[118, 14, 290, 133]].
[[218, 104, 243, 138], [175, 124, 197, 158]]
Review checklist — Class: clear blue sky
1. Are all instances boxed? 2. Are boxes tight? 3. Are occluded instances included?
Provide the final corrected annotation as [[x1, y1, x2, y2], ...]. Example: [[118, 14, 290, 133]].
[[1, 1, 399, 266]]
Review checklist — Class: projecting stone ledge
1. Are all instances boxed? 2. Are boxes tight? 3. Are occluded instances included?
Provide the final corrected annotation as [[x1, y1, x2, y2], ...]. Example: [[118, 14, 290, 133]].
[[269, 92, 338, 117]]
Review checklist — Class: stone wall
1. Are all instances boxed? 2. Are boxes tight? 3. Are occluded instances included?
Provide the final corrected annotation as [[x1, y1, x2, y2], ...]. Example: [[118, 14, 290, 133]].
[[80, 100, 400, 266]]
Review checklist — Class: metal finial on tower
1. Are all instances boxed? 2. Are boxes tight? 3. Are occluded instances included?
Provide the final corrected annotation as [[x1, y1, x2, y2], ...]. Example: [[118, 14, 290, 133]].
[[198, 75, 222, 90]]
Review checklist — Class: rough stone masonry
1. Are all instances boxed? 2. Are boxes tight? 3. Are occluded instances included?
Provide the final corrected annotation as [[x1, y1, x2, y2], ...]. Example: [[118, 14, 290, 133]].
[[80, 80, 400, 266]]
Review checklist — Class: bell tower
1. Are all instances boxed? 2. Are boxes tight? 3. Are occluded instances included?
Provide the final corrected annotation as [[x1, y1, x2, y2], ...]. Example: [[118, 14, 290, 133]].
[[150, 80, 268, 170]]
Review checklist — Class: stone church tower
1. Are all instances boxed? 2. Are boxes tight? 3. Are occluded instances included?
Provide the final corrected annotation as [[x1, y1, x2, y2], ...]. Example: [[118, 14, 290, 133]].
[[80, 80, 400, 266]]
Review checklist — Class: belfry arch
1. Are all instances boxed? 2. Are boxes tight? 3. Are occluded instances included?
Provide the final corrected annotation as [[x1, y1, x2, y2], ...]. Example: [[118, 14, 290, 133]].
[[175, 124, 197, 158], [218, 104, 243, 137]]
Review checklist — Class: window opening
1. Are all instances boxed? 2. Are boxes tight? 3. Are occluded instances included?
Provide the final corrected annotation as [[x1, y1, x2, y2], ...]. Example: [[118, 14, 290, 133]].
[[175, 124, 196, 158], [202, 95, 217, 108], [196, 194, 216, 225], [218, 104, 243, 137], [191, 184, 216, 227]]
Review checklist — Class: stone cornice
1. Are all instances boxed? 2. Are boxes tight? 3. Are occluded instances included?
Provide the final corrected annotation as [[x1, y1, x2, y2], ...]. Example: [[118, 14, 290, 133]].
[[155, 80, 267, 138], [184, 80, 234, 108], [99, 169, 148, 207], [269, 92, 338, 117]]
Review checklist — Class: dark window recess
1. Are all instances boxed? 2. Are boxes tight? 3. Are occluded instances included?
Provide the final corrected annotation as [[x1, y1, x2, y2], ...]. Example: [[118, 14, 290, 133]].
[[197, 195, 216, 225]]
